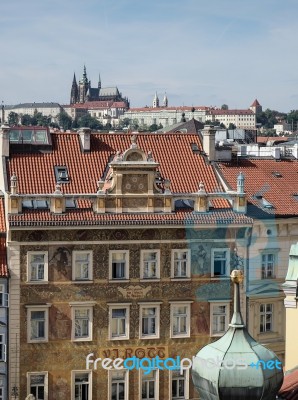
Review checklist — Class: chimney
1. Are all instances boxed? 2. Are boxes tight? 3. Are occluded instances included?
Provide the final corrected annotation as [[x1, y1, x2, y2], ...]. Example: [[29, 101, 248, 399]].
[[78, 127, 91, 152], [0, 124, 10, 157], [202, 125, 216, 161]]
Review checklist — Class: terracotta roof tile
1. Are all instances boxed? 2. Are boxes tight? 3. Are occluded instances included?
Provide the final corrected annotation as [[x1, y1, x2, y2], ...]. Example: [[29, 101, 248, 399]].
[[218, 159, 298, 216]]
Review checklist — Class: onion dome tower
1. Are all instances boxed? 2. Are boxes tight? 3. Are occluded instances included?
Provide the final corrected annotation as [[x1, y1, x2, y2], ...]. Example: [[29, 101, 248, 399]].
[[192, 269, 283, 400]]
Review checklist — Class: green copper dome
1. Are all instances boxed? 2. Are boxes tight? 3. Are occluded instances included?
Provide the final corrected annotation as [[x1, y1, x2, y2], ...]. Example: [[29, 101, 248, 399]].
[[192, 270, 284, 400]]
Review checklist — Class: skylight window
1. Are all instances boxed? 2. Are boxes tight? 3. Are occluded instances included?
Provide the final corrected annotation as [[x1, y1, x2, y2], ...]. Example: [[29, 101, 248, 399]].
[[54, 166, 69, 183], [272, 171, 282, 178]]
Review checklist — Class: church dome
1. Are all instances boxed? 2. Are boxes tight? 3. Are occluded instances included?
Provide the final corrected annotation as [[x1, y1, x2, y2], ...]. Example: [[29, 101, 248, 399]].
[[192, 270, 283, 400]]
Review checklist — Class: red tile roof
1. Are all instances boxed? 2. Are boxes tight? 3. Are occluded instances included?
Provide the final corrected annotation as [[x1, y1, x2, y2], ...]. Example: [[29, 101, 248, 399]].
[[128, 106, 209, 112], [217, 159, 298, 216], [279, 368, 298, 399], [251, 99, 261, 107], [6, 132, 253, 226], [257, 137, 288, 144], [9, 209, 252, 227], [9, 133, 225, 196], [207, 109, 254, 116]]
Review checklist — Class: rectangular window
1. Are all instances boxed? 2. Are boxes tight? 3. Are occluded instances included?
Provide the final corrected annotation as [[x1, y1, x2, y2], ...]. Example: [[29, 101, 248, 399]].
[[73, 251, 93, 281], [261, 254, 275, 278], [170, 303, 191, 338], [0, 387, 3, 400], [141, 250, 160, 279], [211, 249, 230, 277], [27, 306, 50, 343], [210, 303, 229, 336], [171, 370, 189, 400], [172, 250, 190, 279], [260, 303, 273, 333], [141, 369, 158, 399], [27, 252, 48, 283], [0, 285, 8, 307], [110, 370, 128, 400], [140, 304, 160, 339], [71, 305, 93, 341], [0, 335, 6, 362], [27, 372, 48, 400], [72, 371, 92, 400], [110, 251, 129, 280], [109, 305, 130, 340]]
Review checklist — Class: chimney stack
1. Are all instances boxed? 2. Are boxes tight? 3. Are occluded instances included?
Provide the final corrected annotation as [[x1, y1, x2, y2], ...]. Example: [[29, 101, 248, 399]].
[[78, 127, 91, 152], [202, 125, 216, 161], [0, 124, 10, 157]]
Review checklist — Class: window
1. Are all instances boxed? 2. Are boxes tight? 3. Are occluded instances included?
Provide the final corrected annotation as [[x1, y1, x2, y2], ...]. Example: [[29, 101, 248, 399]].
[[54, 166, 69, 183], [261, 254, 275, 279], [70, 303, 95, 341], [170, 302, 191, 338], [110, 370, 128, 400], [72, 371, 92, 400], [171, 370, 189, 400], [108, 304, 130, 340], [27, 305, 50, 343], [0, 386, 3, 400], [0, 335, 6, 362], [0, 285, 8, 307], [171, 250, 190, 279], [210, 303, 229, 336], [141, 250, 160, 280], [260, 303, 273, 333], [72, 251, 93, 281], [140, 304, 160, 339], [109, 251, 129, 281], [27, 252, 48, 283], [211, 249, 230, 277], [27, 372, 48, 400], [141, 369, 159, 399]]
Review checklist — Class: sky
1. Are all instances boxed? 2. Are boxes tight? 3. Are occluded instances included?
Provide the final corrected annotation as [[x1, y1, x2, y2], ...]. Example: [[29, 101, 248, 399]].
[[1, 0, 298, 112]]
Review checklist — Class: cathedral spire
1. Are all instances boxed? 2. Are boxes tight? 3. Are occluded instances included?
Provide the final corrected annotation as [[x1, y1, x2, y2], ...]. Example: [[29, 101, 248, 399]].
[[70, 72, 78, 104], [98, 73, 101, 90], [153, 92, 159, 108], [163, 92, 168, 107]]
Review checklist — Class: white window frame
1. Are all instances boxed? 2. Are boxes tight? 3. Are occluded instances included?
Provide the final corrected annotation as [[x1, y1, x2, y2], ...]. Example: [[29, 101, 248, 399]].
[[27, 371, 48, 400], [26, 304, 51, 343], [72, 250, 93, 282], [70, 302, 95, 342], [260, 303, 273, 333], [170, 369, 189, 400], [140, 250, 160, 280], [261, 252, 277, 279], [27, 251, 48, 283], [71, 370, 92, 400], [109, 250, 129, 281], [109, 369, 129, 400], [210, 302, 230, 337], [139, 303, 161, 339], [211, 248, 230, 278], [171, 249, 191, 279], [170, 301, 192, 338], [108, 303, 131, 340], [140, 368, 159, 400], [0, 284, 8, 307]]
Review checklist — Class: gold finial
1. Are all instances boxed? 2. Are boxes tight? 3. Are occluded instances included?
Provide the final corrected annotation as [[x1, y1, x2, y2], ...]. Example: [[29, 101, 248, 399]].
[[230, 269, 244, 284]]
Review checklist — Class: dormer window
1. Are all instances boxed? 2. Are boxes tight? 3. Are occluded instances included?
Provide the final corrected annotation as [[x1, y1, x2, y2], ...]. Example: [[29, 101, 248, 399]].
[[54, 166, 69, 183]]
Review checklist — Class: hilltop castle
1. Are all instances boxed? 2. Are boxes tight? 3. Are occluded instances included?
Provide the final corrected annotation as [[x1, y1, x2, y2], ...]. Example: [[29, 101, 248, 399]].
[[70, 65, 129, 106]]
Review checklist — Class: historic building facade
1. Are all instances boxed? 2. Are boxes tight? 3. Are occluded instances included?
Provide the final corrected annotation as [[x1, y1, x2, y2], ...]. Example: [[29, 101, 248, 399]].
[[1, 125, 252, 399]]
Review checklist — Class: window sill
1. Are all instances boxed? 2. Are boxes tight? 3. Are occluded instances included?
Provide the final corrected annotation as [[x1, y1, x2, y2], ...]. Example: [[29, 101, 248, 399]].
[[210, 332, 225, 337], [72, 280, 94, 284], [140, 278, 160, 282], [72, 337, 93, 342], [171, 333, 190, 339], [27, 281, 49, 285], [110, 336, 130, 341], [170, 278, 191, 281], [140, 335, 160, 340], [28, 339, 48, 343], [109, 279, 130, 283]]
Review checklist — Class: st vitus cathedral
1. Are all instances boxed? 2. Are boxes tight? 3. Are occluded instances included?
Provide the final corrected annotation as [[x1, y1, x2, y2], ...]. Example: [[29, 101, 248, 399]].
[[70, 65, 129, 106]]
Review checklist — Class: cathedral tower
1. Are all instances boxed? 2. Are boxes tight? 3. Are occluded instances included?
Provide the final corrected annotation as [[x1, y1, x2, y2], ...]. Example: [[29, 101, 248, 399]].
[[78, 65, 89, 103], [153, 92, 159, 108], [70, 73, 78, 104]]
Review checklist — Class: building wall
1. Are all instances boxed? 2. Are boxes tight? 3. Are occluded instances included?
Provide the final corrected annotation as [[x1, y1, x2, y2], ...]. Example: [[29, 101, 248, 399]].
[[10, 225, 249, 399]]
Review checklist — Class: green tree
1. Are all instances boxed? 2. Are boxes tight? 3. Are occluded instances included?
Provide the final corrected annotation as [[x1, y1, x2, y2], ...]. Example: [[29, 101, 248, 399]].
[[221, 104, 229, 110], [287, 110, 298, 131], [149, 124, 159, 132], [8, 111, 19, 126], [21, 114, 33, 125], [58, 111, 72, 130], [228, 123, 236, 130], [78, 114, 103, 130], [219, 123, 226, 129]]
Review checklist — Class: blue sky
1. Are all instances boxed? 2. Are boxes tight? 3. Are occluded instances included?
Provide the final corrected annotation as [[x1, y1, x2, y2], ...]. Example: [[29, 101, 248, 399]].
[[1, 0, 298, 111]]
